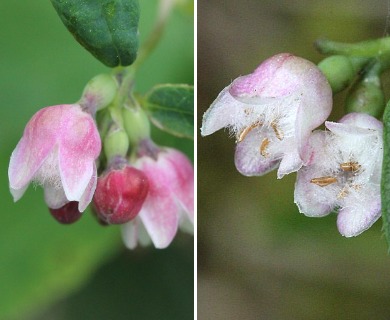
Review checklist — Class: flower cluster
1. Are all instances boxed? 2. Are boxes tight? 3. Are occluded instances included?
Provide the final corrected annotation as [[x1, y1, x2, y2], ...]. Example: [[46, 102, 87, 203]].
[[202, 53, 384, 237], [9, 74, 193, 249]]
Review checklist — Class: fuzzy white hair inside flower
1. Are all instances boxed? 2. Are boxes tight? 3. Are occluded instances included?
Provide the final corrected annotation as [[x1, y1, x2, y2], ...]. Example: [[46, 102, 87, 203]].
[[294, 112, 383, 237]]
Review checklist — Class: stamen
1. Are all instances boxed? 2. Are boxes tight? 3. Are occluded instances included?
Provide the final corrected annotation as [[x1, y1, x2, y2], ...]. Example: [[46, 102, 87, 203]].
[[237, 121, 262, 142], [340, 161, 361, 173], [260, 138, 270, 157], [271, 120, 284, 140], [310, 176, 338, 187]]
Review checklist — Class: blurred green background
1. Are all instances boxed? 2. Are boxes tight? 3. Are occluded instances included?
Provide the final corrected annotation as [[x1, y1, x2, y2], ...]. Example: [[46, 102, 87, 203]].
[[0, 1, 193, 319], [198, 0, 390, 319]]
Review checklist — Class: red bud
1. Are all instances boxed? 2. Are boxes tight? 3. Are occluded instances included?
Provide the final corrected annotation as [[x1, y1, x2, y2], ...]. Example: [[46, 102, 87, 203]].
[[93, 166, 149, 224], [49, 201, 82, 224]]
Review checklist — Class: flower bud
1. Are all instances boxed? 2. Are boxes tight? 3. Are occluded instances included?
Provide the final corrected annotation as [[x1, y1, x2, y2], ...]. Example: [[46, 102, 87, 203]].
[[317, 55, 355, 93], [93, 165, 149, 224], [103, 126, 130, 160], [49, 201, 82, 224], [79, 74, 118, 113], [345, 69, 385, 118], [122, 107, 150, 146]]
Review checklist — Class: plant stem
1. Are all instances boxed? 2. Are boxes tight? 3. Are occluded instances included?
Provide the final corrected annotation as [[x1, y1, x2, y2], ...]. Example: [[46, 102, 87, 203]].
[[132, 0, 175, 70], [109, 0, 176, 120]]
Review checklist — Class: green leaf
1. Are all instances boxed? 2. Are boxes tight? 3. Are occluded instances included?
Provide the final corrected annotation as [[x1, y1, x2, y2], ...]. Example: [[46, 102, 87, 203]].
[[50, 0, 140, 67], [381, 101, 390, 251], [143, 84, 194, 139]]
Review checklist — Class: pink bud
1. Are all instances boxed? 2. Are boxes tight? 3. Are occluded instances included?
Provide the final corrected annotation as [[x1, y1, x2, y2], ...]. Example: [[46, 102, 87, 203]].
[[49, 201, 82, 224], [93, 165, 149, 224]]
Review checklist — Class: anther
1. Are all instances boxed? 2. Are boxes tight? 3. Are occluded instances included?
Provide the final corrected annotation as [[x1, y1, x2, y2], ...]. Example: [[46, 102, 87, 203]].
[[260, 138, 270, 157], [340, 161, 361, 172], [237, 121, 262, 142], [310, 176, 338, 187], [271, 120, 284, 140]]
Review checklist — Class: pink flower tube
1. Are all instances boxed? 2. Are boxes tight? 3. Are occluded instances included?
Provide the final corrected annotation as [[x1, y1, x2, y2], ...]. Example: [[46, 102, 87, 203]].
[[9, 104, 101, 212], [122, 140, 194, 249], [201, 53, 332, 178]]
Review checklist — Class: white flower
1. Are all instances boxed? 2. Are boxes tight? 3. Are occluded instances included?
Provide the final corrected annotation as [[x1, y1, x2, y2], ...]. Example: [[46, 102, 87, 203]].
[[294, 113, 383, 237], [201, 53, 332, 178]]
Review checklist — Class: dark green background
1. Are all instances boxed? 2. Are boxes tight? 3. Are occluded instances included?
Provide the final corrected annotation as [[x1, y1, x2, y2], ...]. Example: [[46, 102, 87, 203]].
[[198, 0, 390, 319], [0, 1, 194, 319]]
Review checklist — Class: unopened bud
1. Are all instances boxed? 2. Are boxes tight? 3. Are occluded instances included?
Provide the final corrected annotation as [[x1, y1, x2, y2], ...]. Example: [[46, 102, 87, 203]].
[[49, 201, 82, 224], [345, 64, 385, 118], [122, 107, 150, 146], [79, 74, 118, 113], [93, 165, 149, 224], [318, 55, 355, 93], [103, 126, 130, 160]]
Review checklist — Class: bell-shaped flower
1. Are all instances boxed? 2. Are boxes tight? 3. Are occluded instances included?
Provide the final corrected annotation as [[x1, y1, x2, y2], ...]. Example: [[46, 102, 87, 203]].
[[9, 104, 101, 212], [201, 53, 332, 178], [121, 139, 194, 249], [294, 113, 383, 237]]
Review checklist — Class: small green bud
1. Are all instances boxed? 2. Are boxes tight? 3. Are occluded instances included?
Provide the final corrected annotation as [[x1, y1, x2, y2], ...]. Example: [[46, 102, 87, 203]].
[[103, 126, 130, 161], [79, 74, 118, 113], [345, 73, 385, 118], [318, 55, 355, 93], [122, 107, 151, 146]]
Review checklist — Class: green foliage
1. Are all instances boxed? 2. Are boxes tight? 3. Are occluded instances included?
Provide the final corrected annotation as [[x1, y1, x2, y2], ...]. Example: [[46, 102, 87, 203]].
[[143, 84, 194, 139], [50, 0, 140, 67], [381, 101, 390, 251]]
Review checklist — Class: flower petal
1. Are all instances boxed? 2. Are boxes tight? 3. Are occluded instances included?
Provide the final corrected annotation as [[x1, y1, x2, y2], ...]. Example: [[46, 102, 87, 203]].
[[163, 149, 194, 222], [294, 131, 337, 216], [277, 150, 302, 179], [121, 219, 139, 250], [58, 108, 101, 201], [229, 53, 294, 99], [10, 185, 29, 202], [337, 195, 381, 237], [201, 87, 248, 136], [78, 162, 98, 212], [9, 107, 58, 190], [294, 167, 335, 217], [234, 130, 279, 176], [136, 157, 180, 249], [44, 186, 68, 209], [338, 112, 383, 131]]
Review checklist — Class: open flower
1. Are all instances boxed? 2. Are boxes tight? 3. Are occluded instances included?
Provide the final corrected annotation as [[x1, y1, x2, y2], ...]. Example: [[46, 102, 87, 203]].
[[9, 104, 101, 212], [201, 53, 332, 178], [294, 113, 383, 237], [121, 139, 194, 249]]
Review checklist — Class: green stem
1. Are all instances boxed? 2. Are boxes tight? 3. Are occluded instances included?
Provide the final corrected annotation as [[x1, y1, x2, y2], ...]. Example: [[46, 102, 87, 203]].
[[315, 38, 390, 57], [132, 0, 175, 70], [108, 0, 175, 124]]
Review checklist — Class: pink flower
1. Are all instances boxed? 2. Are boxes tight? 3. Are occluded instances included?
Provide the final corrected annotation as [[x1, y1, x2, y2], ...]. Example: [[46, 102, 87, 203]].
[[93, 159, 149, 224], [9, 104, 101, 212], [201, 53, 332, 178], [294, 113, 383, 237], [121, 140, 194, 249]]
